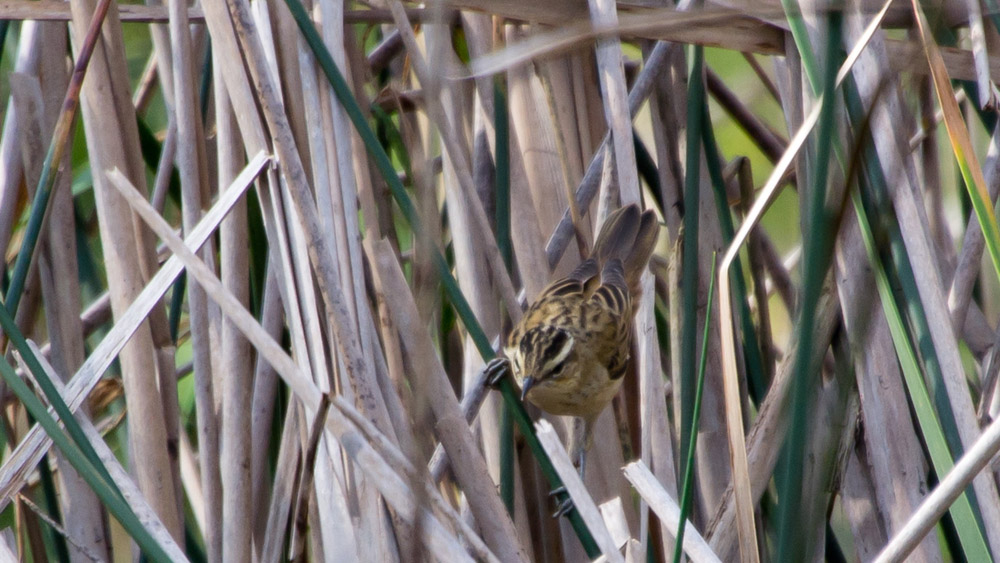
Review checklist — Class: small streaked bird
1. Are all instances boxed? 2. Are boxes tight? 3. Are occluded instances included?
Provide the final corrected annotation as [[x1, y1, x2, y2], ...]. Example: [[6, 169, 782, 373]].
[[501, 204, 659, 477]]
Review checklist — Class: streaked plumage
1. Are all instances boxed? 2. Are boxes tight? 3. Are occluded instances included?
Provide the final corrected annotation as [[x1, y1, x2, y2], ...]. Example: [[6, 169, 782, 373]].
[[505, 204, 659, 473]]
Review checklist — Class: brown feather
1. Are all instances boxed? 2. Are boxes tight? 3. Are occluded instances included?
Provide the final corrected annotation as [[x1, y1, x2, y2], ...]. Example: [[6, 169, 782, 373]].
[[623, 209, 660, 292], [592, 205, 640, 265], [505, 204, 659, 444], [591, 204, 660, 295]]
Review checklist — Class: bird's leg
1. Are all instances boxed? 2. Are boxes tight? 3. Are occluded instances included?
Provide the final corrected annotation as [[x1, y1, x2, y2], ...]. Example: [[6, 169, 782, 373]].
[[570, 417, 587, 480], [570, 415, 597, 480], [484, 357, 511, 388], [552, 416, 598, 518]]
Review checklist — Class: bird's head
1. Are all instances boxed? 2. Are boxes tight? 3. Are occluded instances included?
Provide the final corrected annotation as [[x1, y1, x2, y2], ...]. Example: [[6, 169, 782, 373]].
[[506, 325, 576, 401]]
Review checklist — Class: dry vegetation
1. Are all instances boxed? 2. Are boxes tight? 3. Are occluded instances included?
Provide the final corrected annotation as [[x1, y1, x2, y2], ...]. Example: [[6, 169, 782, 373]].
[[1, 0, 1000, 561]]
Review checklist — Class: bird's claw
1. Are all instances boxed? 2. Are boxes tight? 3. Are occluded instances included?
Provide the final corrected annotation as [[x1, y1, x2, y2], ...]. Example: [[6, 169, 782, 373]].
[[548, 486, 575, 518], [484, 357, 511, 388], [552, 496, 575, 519]]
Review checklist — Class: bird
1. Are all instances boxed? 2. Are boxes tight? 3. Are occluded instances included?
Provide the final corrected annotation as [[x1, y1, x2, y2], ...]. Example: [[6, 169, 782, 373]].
[[502, 203, 659, 479]]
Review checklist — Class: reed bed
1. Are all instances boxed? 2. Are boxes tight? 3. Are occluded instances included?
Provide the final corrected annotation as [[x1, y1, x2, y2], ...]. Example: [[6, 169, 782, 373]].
[[0, 0, 999, 561]]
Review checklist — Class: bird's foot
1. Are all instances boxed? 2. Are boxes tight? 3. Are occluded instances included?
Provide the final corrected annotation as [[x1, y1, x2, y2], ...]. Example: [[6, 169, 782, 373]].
[[548, 486, 575, 518], [484, 357, 511, 388], [552, 497, 575, 519]]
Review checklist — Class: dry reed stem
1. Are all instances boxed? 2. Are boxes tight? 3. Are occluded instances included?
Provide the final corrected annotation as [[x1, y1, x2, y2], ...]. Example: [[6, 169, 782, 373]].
[[259, 402, 304, 562], [637, 269, 677, 557], [248, 270, 282, 542], [0, 152, 268, 512], [715, 101, 819, 563], [686, 158, 732, 531], [537, 55, 588, 255], [199, 0, 373, 543], [1, 2, 998, 559], [107, 166, 496, 562], [463, 5, 995, 82], [70, 0, 184, 542], [710, 5, 890, 544], [962, 0, 993, 108], [849, 9, 1000, 550], [390, 2, 523, 322], [0, 25, 42, 281], [200, 0, 268, 150], [623, 538, 644, 563], [288, 396, 330, 560], [707, 291, 840, 561], [507, 29, 584, 274], [312, 438, 361, 561], [223, 0, 409, 547], [544, 37, 677, 268], [949, 121, 1000, 330], [427, 364, 493, 480], [536, 419, 623, 562], [600, 497, 632, 551], [587, 0, 662, 542], [469, 8, 784, 78], [431, 23, 515, 547], [213, 53, 255, 563], [16, 343, 188, 561], [330, 392, 497, 563], [368, 238, 527, 563], [841, 447, 889, 559], [917, 78, 951, 268], [166, 0, 225, 558], [589, 0, 640, 206], [623, 461, 721, 563], [150, 120, 178, 213], [177, 431, 205, 537], [877, 415, 1000, 562], [0, 1, 203, 21], [0, 1, 460, 22], [106, 166, 313, 418], [14, 45, 110, 560], [644, 42, 685, 239], [463, 14, 553, 300], [315, 4, 424, 548], [225, 0, 395, 440], [836, 189, 944, 558]]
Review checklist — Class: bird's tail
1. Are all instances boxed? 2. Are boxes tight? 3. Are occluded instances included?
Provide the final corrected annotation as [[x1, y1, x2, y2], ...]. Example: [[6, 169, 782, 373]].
[[591, 204, 660, 294]]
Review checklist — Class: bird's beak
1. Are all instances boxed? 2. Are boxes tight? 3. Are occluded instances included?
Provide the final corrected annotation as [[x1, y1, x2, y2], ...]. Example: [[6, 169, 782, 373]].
[[520, 377, 536, 401]]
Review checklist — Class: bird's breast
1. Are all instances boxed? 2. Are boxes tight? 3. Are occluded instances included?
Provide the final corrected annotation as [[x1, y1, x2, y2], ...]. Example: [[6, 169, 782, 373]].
[[524, 364, 623, 417]]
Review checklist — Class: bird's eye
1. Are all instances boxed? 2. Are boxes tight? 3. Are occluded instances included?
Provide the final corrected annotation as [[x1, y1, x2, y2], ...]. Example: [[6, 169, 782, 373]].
[[543, 357, 569, 379]]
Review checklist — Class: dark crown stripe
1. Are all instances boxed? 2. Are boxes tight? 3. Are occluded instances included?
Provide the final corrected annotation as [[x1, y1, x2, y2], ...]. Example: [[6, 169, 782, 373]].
[[539, 329, 569, 360]]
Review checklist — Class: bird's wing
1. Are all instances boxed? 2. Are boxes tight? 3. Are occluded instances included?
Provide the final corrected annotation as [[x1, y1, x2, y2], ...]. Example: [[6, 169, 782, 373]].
[[592, 205, 640, 265], [591, 259, 629, 315], [530, 258, 598, 302], [585, 259, 632, 380], [507, 261, 594, 349]]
